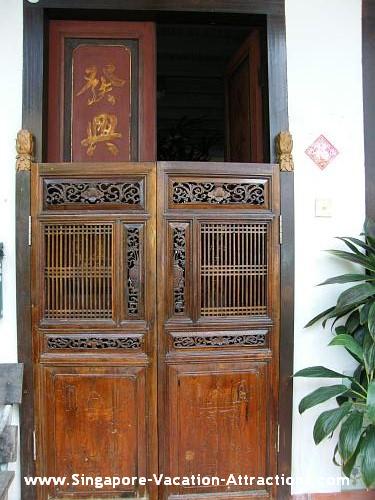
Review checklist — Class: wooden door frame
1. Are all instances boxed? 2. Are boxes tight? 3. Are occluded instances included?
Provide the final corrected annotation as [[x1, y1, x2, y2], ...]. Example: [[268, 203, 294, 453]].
[[363, 0, 375, 222], [19, 1, 292, 499]]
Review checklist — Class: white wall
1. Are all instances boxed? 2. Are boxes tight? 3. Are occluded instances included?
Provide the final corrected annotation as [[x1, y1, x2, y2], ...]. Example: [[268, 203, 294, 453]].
[[0, 0, 367, 498], [0, 0, 23, 499], [286, 0, 365, 494]]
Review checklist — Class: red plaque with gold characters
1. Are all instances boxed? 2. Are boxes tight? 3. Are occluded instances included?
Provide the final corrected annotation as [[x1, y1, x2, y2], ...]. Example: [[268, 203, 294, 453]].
[[47, 21, 156, 163], [72, 45, 131, 162]]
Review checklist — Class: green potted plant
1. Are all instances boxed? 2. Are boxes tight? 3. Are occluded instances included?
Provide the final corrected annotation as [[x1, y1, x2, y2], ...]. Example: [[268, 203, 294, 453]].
[[294, 219, 375, 489]]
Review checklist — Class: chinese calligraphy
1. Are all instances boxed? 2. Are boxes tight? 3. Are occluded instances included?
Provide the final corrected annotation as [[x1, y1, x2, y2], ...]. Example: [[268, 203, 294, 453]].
[[76, 64, 126, 106], [81, 114, 122, 156], [76, 62, 126, 157]]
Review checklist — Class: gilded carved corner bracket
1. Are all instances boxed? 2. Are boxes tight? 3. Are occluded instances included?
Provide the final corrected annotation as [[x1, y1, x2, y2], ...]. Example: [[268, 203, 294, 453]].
[[16, 129, 34, 172], [276, 131, 294, 172]]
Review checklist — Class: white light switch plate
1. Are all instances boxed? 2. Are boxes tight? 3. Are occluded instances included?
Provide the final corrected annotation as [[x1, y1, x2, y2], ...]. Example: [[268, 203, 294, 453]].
[[315, 198, 333, 217]]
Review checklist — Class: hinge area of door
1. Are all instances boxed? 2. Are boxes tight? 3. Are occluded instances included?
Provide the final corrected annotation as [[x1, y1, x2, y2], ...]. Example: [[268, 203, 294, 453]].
[[277, 424, 280, 453], [28, 215, 32, 246], [32, 429, 37, 461], [279, 215, 283, 245]]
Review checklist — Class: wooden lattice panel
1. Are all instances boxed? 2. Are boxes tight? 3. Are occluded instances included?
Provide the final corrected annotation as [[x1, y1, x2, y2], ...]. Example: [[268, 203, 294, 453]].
[[44, 223, 113, 320], [200, 222, 268, 317]]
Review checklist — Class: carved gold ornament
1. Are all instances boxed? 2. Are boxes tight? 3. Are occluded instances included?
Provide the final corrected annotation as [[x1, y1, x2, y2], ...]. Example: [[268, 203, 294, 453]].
[[76, 64, 126, 106], [81, 113, 122, 156], [16, 129, 34, 172], [276, 131, 294, 172]]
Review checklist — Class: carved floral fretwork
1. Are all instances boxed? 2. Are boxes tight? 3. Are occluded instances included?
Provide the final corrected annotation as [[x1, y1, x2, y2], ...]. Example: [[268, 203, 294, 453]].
[[173, 225, 186, 314], [44, 180, 142, 206], [47, 336, 142, 350], [16, 129, 34, 172], [126, 226, 141, 316], [172, 181, 265, 205], [172, 331, 267, 348]]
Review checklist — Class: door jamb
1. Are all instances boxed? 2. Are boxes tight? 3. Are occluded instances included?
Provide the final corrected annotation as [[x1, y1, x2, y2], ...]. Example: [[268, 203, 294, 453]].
[[19, 2, 292, 499]]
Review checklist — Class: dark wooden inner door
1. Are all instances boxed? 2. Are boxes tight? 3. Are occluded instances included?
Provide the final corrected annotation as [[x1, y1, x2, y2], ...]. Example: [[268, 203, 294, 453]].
[[31, 160, 280, 500]]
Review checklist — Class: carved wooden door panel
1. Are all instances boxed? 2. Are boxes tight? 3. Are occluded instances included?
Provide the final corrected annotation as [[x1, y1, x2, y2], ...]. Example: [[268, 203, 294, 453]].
[[31, 162, 157, 499], [158, 162, 280, 500]]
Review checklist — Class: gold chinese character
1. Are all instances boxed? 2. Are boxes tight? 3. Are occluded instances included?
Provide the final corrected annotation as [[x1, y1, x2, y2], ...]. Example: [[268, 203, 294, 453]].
[[76, 64, 126, 106], [81, 113, 122, 156]]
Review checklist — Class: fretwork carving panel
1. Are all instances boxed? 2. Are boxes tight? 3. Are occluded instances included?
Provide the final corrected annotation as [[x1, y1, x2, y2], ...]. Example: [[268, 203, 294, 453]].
[[125, 223, 144, 318], [44, 223, 113, 320], [200, 222, 268, 317], [43, 179, 143, 209], [173, 181, 266, 205]]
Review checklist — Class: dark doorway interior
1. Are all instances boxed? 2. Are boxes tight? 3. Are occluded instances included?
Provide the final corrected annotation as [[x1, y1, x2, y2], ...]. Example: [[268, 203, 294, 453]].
[[157, 23, 268, 161]]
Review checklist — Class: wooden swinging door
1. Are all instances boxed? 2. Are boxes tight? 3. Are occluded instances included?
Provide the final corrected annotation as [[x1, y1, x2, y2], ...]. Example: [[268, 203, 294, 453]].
[[158, 161, 280, 499], [31, 162, 157, 499], [31, 160, 280, 499]]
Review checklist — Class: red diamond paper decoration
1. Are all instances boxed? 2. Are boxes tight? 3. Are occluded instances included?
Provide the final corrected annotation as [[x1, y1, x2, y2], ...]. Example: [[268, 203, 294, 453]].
[[305, 134, 339, 170]]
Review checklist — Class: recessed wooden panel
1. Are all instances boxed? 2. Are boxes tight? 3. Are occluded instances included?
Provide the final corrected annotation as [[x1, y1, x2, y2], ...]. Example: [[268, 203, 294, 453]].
[[167, 362, 270, 496], [200, 221, 268, 317], [48, 21, 156, 162], [41, 366, 146, 497], [43, 223, 113, 321]]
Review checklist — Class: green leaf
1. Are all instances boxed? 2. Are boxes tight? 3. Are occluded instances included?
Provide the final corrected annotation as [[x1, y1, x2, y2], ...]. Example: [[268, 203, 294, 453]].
[[305, 306, 335, 328], [361, 425, 375, 488], [368, 302, 375, 339], [332, 443, 341, 466], [367, 381, 375, 424], [299, 385, 348, 414], [360, 302, 371, 325], [294, 366, 352, 379], [338, 412, 364, 464], [313, 402, 352, 444], [343, 236, 375, 254], [336, 237, 363, 255], [343, 435, 364, 478], [337, 283, 375, 310], [364, 343, 375, 374], [346, 310, 360, 334], [328, 334, 364, 361], [327, 249, 375, 273], [335, 325, 347, 336], [323, 305, 358, 329], [318, 274, 375, 286], [354, 326, 366, 346]]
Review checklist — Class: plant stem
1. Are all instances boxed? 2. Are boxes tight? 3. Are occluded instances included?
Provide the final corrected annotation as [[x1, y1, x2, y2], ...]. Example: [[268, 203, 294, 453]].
[[351, 379, 368, 396], [350, 389, 367, 400]]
